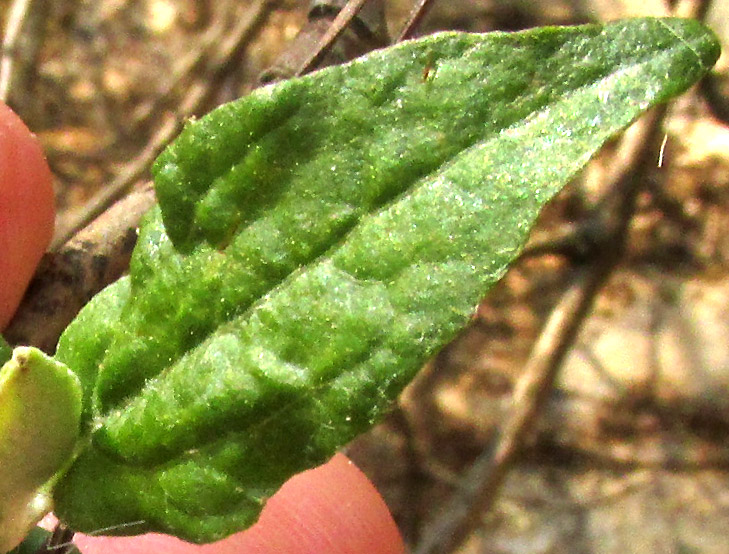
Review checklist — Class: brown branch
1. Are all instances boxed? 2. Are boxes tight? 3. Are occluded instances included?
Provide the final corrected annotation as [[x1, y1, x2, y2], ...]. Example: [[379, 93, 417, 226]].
[[5, 183, 156, 352], [294, 0, 372, 76], [309, 0, 386, 37], [414, 108, 667, 554], [260, 0, 388, 84], [396, 0, 438, 42]]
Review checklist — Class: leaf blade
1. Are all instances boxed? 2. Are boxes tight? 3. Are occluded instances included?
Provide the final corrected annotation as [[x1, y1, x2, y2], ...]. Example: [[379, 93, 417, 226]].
[[53, 18, 719, 542]]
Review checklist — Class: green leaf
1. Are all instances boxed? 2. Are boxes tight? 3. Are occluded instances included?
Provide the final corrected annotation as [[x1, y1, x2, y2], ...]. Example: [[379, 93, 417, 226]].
[[0, 336, 10, 367], [52, 18, 718, 543], [0, 347, 82, 553]]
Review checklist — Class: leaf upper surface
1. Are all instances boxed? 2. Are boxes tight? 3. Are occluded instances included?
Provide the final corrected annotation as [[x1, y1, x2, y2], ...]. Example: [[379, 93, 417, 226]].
[[52, 18, 719, 542]]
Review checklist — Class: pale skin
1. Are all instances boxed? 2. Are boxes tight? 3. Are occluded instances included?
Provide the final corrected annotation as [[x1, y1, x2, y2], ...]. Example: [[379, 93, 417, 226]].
[[1, 102, 404, 554]]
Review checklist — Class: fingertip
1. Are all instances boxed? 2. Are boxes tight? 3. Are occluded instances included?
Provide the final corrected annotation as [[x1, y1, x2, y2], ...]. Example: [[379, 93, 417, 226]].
[[0, 101, 55, 329], [230, 453, 405, 554]]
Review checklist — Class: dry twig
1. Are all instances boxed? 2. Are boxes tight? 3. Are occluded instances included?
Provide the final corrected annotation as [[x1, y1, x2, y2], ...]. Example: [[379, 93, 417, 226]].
[[294, 0, 372, 76], [5, 183, 156, 352], [396, 0, 438, 42], [260, 0, 388, 83]]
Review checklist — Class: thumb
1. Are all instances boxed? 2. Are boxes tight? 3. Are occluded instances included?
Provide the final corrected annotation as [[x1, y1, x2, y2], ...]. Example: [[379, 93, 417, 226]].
[[0, 101, 55, 329]]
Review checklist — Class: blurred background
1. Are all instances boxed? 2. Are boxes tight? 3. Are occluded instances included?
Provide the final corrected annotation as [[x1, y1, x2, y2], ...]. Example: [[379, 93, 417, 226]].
[[2, 1, 729, 552]]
